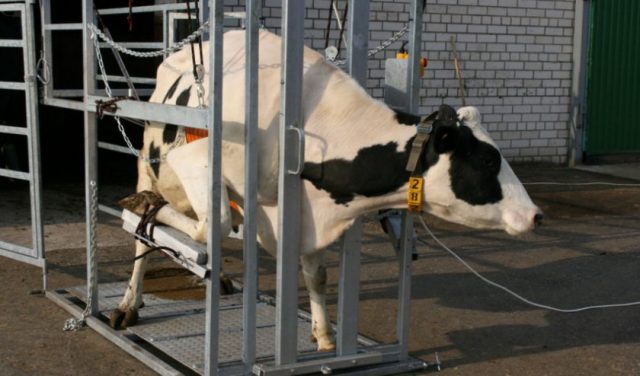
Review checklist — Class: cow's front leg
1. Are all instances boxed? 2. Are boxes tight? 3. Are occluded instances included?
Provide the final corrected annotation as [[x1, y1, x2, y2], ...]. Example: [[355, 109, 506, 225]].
[[301, 252, 335, 351], [110, 240, 148, 329]]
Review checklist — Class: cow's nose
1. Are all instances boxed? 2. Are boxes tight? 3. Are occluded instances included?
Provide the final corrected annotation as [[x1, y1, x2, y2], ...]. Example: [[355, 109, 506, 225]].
[[533, 212, 544, 228]]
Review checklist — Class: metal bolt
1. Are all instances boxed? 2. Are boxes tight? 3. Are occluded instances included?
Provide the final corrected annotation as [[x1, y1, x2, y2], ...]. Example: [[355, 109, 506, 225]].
[[320, 365, 332, 375]]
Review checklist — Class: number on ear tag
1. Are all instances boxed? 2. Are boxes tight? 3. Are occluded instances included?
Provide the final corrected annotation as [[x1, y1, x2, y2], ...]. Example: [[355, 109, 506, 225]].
[[407, 176, 424, 212]]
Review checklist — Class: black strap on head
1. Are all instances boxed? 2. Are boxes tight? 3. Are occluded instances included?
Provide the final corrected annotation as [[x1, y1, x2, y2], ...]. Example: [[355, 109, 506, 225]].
[[405, 110, 438, 176]]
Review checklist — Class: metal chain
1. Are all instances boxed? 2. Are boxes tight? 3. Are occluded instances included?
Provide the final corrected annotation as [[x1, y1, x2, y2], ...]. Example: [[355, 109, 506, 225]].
[[91, 29, 184, 164], [330, 25, 409, 66], [63, 181, 99, 331], [88, 21, 209, 58]]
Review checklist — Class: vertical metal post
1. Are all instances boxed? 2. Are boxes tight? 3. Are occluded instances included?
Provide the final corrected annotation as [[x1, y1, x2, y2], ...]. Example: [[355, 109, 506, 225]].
[[243, 0, 260, 373], [568, 0, 588, 166], [336, 0, 369, 357], [397, 0, 424, 361], [275, 0, 305, 366], [82, 0, 99, 315], [23, 0, 46, 290], [204, 1, 224, 375], [40, 0, 54, 99]]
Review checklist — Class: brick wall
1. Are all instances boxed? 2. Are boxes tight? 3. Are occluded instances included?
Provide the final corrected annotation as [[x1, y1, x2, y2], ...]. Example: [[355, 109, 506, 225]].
[[227, 0, 575, 163]]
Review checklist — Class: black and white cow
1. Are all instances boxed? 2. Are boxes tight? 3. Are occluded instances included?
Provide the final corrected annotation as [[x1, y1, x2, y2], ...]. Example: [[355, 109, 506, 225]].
[[110, 30, 542, 351]]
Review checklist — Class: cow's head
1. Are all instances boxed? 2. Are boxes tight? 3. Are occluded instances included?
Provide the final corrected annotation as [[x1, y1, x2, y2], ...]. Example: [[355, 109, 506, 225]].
[[419, 104, 542, 235]]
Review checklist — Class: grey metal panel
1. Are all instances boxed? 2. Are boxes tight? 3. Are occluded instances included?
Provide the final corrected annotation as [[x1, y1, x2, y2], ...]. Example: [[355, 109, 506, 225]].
[[243, 0, 261, 372], [86, 95, 209, 128], [82, 0, 99, 316], [276, 0, 305, 366], [0, 167, 31, 181], [0, 81, 27, 90], [0, 39, 23, 47], [0, 125, 28, 136], [43, 23, 83, 30], [204, 1, 225, 375]]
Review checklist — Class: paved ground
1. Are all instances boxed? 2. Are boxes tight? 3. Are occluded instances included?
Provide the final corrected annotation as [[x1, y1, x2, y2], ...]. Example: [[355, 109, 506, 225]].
[[1, 163, 639, 376]]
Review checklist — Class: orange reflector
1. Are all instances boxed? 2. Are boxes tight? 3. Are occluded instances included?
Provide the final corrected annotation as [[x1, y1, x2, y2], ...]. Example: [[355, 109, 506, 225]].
[[185, 127, 208, 143], [407, 176, 424, 212]]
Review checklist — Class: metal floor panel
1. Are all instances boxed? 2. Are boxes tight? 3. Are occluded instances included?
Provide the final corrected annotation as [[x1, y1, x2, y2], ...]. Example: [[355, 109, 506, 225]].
[[68, 282, 317, 374]]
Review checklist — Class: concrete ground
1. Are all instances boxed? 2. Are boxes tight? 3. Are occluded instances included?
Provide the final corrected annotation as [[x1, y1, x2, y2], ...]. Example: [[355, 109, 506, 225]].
[[0, 163, 639, 376]]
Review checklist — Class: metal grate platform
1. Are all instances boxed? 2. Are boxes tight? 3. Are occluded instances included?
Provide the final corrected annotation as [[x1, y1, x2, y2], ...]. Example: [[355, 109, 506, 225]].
[[58, 282, 318, 374]]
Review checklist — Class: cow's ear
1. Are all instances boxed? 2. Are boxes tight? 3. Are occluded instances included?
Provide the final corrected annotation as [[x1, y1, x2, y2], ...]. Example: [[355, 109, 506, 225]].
[[433, 125, 459, 154]]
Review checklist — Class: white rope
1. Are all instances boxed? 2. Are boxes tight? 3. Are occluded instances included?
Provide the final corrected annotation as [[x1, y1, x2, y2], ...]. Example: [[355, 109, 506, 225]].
[[524, 181, 640, 187], [415, 215, 640, 313]]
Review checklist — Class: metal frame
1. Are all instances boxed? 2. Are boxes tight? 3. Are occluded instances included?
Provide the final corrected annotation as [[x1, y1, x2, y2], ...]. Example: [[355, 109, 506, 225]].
[[35, 0, 429, 374], [0, 1, 47, 286]]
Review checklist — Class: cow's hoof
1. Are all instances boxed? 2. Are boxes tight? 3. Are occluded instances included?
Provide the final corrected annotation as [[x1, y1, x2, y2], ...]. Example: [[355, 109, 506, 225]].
[[316, 340, 336, 352], [109, 307, 139, 330], [118, 191, 164, 215], [220, 274, 234, 295]]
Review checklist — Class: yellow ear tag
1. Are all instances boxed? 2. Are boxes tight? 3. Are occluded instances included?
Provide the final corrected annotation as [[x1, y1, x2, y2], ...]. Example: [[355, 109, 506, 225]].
[[407, 176, 424, 212]]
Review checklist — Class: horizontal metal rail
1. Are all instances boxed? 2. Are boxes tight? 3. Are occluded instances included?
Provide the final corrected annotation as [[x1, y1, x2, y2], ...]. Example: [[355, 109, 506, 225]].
[[0, 247, 44, 268], [98, 141, 135, 155], [87, 95, 208, 128], [0, 167, 31, 181], [0, 125, 28, 136], [0, 81, 26, 91], [0, 39, 23, 47], [98, 42, 164, 50], [101, 75, 156, 85], [44, 23, 83, 31], [40, 97, 86, 111], [97, 3, 197, 15]]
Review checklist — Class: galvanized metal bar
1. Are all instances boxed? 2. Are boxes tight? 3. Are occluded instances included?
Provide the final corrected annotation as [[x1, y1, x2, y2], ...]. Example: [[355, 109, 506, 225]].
[[204, 1, 224, 375], [337, 218, 362, 356], [0, 248, 44, 268], [0, 81, 27, 90], [40, 97, 86, 111], [242, 0, 260, 373], [0, 167, 31, 181], [100, 75, 156, 85], [406, 0, 423, 114], [275, 0, 305, 366], [97, 3, 193, 15], [336, 0, 369, 357], [97, 204, 121, 218], [82, 0, 99, 316], [569, 0, 588, 165], [98, 41, 164, 49], [0, 125, 28, 136], [0, 39, 23, 47], [43, 23, 83, 30], [40, 0, 54, 99], [86, 95, 209, 128], [23, 0, 46, 275], [97, 141, 135, 155], [397, 214, 413, 361]]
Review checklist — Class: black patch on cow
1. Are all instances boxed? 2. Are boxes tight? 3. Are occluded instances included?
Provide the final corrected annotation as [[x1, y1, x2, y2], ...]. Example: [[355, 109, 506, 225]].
[[162, 75, 182, 104], [392, 108, 422, 126], [448, 125, 503, 205], [149, 142, 161, 177], [302, 140, 417, 205], [176, 86, 192, 106], [163, 124, 178, 144]]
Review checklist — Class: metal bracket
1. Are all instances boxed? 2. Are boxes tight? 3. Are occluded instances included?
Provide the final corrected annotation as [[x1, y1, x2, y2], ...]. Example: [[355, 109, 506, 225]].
[[286, 125, 305, 175]]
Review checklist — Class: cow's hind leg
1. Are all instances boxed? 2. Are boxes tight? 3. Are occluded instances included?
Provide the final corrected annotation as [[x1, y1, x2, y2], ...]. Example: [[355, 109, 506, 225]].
[[110, 240, 148, 329], [301, 252, 335, 351]]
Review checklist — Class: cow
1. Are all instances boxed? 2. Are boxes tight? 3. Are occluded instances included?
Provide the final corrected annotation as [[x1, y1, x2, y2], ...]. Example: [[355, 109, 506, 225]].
[[110, 29, 543, 352]]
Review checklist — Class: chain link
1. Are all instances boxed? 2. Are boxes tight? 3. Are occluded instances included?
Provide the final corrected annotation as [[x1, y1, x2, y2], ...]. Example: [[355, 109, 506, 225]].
[[330, 25, 409, 66], [91, 29, 184, 164], [88, 21, 209, 58], [63, 181, 99, 331]]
